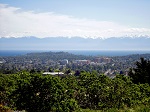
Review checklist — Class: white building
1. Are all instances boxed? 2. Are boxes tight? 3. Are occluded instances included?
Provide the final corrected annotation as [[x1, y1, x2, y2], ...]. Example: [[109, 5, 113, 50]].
[[43, 72, 64, 76]]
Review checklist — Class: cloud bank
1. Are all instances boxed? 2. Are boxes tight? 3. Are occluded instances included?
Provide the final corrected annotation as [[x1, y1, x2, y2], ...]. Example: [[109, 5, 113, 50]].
[[0, 4, 150, 39]]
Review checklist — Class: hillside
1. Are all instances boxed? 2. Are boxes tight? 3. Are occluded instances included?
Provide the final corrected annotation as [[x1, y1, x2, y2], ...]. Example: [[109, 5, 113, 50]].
[[0, 51, 150, 75]]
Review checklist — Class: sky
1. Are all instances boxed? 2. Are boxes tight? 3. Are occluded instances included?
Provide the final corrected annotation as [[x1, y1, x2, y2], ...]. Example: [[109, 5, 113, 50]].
[[0, 0, 150, 39]]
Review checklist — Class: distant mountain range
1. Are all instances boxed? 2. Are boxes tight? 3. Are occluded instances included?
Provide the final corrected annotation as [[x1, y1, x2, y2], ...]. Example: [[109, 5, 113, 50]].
[[0, 37, 150, 50]]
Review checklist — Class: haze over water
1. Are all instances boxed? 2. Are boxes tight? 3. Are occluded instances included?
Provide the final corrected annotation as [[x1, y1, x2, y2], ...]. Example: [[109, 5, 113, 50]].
[[0, 50, 150, 57]]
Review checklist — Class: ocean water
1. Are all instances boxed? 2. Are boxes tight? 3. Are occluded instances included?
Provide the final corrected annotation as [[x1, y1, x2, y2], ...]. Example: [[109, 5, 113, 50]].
[[0, 50, 37, 56], [67, 50, 150, 56], [0, 50, 150, 57]]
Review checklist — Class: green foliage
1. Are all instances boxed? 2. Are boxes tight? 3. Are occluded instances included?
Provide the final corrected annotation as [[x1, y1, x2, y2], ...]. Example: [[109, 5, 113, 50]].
[[12, 73, 79, 112], [128, 58, 150, 84], [0, 73, 16, 108], [0, 70, 150, 112]]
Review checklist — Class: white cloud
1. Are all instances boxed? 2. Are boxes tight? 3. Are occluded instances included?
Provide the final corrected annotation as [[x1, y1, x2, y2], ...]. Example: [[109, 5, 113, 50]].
[[0, 4, 150, 39]]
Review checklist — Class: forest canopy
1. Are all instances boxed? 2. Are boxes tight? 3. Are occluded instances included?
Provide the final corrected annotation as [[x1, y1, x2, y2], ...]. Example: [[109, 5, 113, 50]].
[[0, 58, 150, 112]]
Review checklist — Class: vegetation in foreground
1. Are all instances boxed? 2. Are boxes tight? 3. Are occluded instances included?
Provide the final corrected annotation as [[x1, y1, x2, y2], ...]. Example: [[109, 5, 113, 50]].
[[0, 58, 150, 112]]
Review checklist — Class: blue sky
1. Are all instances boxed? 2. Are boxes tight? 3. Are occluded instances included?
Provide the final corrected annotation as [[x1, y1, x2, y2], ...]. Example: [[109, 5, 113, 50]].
[[0, 0, 150, 38]]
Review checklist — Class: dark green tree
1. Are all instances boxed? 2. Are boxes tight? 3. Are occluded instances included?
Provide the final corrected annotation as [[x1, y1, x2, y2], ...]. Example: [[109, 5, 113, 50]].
[[12, 72, 79, 112], [128, 58, 150, 84]]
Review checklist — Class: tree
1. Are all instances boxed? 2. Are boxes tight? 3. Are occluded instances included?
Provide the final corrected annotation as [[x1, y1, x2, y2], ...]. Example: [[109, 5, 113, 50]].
[[12, 72, 79, 112], [0, 73, 18, 111], [128, 58, 150, 84]]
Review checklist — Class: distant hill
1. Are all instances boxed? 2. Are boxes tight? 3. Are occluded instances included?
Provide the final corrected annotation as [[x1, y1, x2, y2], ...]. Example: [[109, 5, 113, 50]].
[[0, 37, 150, 50], [26, 51, 150, 60], [25, 51, 93, 61]]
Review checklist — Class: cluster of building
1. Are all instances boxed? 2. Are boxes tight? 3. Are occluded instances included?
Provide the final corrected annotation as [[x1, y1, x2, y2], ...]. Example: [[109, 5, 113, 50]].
[[73, 60, 91, 65], [59, 57, 113, 66], [95, 57, 112, 63], [0, 56, 115, 75]]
